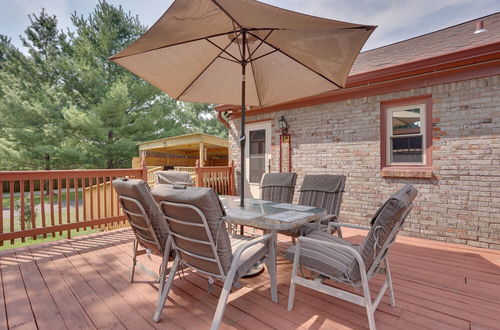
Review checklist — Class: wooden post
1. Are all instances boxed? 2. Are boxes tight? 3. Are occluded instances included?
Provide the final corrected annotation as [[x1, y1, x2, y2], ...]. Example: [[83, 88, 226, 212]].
[[229, 160, 235, 196], [198, 142, 205, 167], [141, 151, 148, 182], [194, 160, 202, 187]]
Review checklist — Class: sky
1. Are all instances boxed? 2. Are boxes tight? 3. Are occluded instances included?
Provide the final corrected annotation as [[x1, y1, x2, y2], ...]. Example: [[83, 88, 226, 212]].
[[1, 0, 499, 52]]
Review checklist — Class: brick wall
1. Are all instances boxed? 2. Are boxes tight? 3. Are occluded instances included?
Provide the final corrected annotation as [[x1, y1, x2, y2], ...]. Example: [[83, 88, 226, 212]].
[[227, 75, 500, 249]]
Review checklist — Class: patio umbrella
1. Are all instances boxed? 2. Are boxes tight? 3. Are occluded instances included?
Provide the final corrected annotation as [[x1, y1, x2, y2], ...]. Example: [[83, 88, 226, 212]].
[[110, 0, 375, 206]]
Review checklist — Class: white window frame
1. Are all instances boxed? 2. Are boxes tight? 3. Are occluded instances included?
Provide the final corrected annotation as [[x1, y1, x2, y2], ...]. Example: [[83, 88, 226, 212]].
[[386, 103, 426, 166]]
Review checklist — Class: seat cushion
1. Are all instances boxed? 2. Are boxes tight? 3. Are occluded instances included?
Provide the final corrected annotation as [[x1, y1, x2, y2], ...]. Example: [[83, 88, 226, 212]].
[[151, 185, 233, 275], [156, 171, 193, 186], [112, 178, 169, 254], [230, 234, 268, 279], [286, 230, 360, 284]]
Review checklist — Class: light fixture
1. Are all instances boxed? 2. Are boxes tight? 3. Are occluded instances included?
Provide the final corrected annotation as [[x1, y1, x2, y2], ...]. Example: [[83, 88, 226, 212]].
[[278, 116, 288, 134], [474, 21, 488, 34]]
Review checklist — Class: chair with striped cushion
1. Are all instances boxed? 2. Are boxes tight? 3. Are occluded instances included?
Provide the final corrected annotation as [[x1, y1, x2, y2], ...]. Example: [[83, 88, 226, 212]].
[[151, 184, 277, 329], [279, 174, 346, 238], [260, 172, 297, 203], [286, 184, 418, 330]]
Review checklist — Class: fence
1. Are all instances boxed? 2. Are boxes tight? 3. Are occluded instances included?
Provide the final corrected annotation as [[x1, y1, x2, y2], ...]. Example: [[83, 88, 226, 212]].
[[194, 161, 236, 196], [0, 169, 144, 245], [0, 164, 236, 245]]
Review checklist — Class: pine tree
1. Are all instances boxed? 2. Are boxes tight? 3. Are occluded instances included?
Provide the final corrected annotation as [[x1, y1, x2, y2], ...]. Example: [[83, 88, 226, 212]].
[[0, 11, 69, 170]]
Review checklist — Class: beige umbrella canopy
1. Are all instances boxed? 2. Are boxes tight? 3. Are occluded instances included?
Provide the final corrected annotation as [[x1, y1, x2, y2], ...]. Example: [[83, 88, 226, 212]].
[[111, 0, 375, 205]]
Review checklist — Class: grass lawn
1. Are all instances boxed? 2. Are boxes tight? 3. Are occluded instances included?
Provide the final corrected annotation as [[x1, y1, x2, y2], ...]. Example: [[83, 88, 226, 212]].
[[2, 191, 78, 208]]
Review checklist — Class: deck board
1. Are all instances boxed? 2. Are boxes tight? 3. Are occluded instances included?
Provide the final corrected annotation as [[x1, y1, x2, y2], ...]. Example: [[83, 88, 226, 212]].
[[1, 228, 500, 329]]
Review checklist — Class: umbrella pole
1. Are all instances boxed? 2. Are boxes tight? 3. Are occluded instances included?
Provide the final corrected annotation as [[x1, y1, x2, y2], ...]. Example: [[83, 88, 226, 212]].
[[240, 30, 247, 208]]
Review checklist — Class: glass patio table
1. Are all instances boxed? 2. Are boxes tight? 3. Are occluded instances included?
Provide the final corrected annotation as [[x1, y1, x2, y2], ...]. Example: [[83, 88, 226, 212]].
[[219, 195, 326, 303]]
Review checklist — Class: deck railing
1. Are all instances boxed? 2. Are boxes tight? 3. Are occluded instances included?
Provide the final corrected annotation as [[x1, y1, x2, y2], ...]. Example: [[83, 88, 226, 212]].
[[0, 164, 236, 246], [195, 161, 236, 196], [0, 169, 144, 244]]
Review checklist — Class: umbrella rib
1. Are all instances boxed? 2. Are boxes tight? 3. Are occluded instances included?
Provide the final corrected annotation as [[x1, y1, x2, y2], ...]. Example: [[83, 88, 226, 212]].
[[211, 0, 243, 29], [206, 38, 241, 62], [246, 42, 263, 107], [246, 30, 273, 61], [247, 31, 344, 90], [176, 34, 240, 100], [111, 31, 240, 60]]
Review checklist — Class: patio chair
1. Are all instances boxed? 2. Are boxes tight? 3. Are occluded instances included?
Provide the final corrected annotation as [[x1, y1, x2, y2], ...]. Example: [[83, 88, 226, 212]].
[[151, 185, 277, 329], [286, 184, 418, 330], [155, 170, 193, 186], [279, 174, 346, 238], [112, 178, 173, 309], [260, 172, 297, 203]]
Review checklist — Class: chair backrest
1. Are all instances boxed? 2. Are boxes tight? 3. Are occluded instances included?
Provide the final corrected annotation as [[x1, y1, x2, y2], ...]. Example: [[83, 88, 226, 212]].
[[112, 178, 170, 255], [298, 174, 346, 216], [151, 185, 233, 278], [348, 184, 418, 282], [155, 170, 193, 186], [260, 172, 297, 203]]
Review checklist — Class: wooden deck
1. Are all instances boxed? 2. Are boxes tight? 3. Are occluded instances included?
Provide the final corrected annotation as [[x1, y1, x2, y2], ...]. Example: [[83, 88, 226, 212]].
[[1, 228, 499, 330]]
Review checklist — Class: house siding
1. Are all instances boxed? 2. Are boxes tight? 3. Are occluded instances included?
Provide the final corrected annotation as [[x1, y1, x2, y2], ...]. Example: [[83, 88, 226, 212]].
[[227, 75, 500, 249]]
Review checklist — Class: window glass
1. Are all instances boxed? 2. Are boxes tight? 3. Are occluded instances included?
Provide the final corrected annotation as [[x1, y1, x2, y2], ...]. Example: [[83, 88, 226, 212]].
[[392, 108, 421, 135], [249, 129, 266, 183], [389, 106, 424, 164]]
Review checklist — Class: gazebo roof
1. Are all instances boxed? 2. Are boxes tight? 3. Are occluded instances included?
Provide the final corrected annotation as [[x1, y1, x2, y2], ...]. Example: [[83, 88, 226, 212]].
[[138, 133, 228, 153]]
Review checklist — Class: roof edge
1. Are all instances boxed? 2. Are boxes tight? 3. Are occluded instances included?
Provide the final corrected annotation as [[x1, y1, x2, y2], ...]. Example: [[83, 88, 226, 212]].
[[216, 40, 500, 113]]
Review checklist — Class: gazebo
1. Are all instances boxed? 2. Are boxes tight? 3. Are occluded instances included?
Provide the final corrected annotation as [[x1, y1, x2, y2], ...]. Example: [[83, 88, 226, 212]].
[[132, 133, 229, 169]]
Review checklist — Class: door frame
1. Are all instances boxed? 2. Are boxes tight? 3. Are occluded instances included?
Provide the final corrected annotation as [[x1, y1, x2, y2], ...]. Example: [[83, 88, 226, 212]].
[[244, 121, 272, 196]]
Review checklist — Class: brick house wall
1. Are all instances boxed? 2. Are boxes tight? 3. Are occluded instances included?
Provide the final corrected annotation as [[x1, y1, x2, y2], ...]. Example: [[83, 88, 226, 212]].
[[227, 75, 500, 249]]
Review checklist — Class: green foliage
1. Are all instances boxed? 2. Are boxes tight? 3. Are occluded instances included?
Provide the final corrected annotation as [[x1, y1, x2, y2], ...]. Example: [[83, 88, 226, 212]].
[[0, 1, 227, 170], [15, 199, 36, 229]]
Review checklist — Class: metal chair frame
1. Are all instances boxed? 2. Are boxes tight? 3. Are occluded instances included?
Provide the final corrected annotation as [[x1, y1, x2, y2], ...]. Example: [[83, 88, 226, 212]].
[[118, 195, 172, 306], [155, 200, 276, 330], [288, 206, 413, 330]]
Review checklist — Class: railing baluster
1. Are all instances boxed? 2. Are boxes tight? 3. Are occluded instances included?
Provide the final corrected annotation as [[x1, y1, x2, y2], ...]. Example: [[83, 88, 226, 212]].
[[75, 177, 79, 232], [110, 176, 114, 217], [0, 181, 3, 246], [66, 178, 71, 239], [97, 176, 101, 220], [49, 179, 55, 237], [90, 177, 95, 228], [103, 176, 107, 219], [58, 178, 62, 236], [29, 180, 36, 239], [40, 179, 46, 238], [82, 177, 87, 230], [20, 180, 25, 242], [9, 181, 14, 244]]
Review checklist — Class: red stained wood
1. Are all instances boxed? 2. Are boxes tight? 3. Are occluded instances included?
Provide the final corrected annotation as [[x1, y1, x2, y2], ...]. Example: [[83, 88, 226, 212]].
[[39, 180, 46, 238], [1, 228, 500, 329]]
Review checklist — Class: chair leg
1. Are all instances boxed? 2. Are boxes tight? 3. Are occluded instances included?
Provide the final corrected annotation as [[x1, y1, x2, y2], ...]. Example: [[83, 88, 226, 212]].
[[384, 258, 396, 307], [287, 239, 301, 311], [130, 239, 139, 283], [157, 238, 171, 302], [265, 232, 278, 303], [361, 275, 376, 330], [336, 226, 343, 238], [291, 236, 296, 244], [211, 271, 237, 330], [153, 255, 179, 323]]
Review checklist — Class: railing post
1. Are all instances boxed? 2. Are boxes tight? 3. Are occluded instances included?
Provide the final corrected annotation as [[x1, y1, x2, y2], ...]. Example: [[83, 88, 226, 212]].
[[229, 160, 235, 196], [141, 157, 148, 182], [195, 160, 202, 187]]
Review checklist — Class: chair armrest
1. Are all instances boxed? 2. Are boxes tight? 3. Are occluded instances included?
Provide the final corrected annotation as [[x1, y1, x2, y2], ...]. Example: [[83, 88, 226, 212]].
[[231, 233, 272, 264], [327, 222, 371, 233], [295, 236, 368, 278]]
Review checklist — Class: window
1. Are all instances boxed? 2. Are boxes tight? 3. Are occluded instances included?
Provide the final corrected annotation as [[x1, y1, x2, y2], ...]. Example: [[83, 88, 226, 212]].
[[388, 105, 425, 164], [248, 129, 266, 183], [381, 96, 432, 176]]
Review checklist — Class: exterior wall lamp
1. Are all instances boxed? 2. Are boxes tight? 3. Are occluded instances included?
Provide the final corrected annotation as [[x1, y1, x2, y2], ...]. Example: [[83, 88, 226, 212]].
[[278, 116, 288, 134]]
